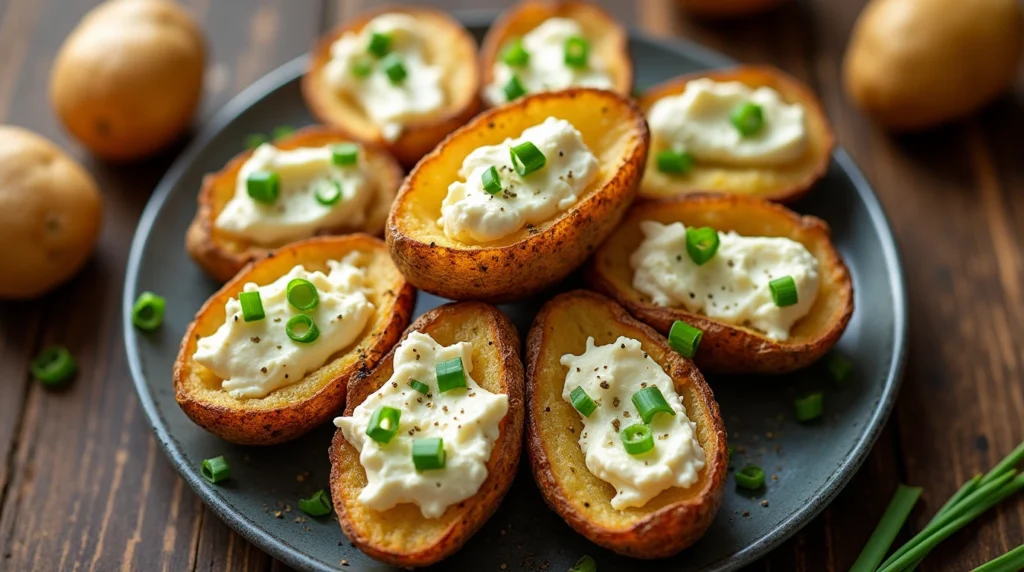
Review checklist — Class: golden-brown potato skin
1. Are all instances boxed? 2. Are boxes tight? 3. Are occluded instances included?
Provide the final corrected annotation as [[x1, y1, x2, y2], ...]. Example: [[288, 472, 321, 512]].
[[479, 1, 632, 105], [174, 235, 415, 445], [588, 194, 854, 374], [387, 88, 649, 302], [526, 290, 727, 558], [639, 66, 834, 203], [0, 126, 103, 299], [50, 0, 205, 162], [302, 6, 481, 168], [186, 126, 403, 282], [330, 302, 524, 568], [844, 0, 1023, 131]]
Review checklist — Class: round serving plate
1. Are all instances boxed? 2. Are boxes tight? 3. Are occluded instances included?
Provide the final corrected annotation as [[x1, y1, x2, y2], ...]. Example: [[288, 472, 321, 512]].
[[123, 12, 907, 572]]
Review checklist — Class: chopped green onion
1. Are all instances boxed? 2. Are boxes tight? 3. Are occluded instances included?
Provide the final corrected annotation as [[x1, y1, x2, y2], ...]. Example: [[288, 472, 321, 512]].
[[503, 74, 527, 101], [298, 489, 332, 517], [412, 437, 446, 471], [246, 171, 280, 205], [735, 464, 765, 490], [656, 149, 693, 174], [436, 357, 467, 393], [330, 142, 359, 166], [408, 379, 429, 394], [245, 133, 269, 150], [366, 406, 401, 444], [563, 36, 590, 68], [271, 125, 294, 140], [509, 141, 546, 176], [285, 314, 320, 343], [286, 278, 319, 311], [620, 423, 654, 455], [794, 392, 823, 422], [570, 386, 597, 417], [201, 456, 230, 484], [367, 31, 391, 58], [500, 38, 530, 67], [132, 291, 166, 331], [973, 543, 1024, 572], [825, 351, 853, 386], [30, 346, 76, 386], [632, 386, 676, 424], [238, 291, 265, 322], [668, 320, 703, 359], [849, 484, 923, 572], [569, 555, 597, 572], [685, 226, 720, 266], [769, 275, 798, 307], [314, 179, 343, 206], [381, 53, 407, 84], [730, 101, 764, 136], [351, 57, 373, 78], [481, 166, 503, 195]]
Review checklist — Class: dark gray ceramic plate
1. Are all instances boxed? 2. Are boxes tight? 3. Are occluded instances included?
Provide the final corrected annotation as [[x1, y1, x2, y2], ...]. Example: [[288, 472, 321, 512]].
[[123, 13, 907, 572]]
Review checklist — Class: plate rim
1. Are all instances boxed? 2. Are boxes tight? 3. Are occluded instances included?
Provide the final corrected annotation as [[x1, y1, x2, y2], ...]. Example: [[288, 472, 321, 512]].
[[123, 12, 908, 572]]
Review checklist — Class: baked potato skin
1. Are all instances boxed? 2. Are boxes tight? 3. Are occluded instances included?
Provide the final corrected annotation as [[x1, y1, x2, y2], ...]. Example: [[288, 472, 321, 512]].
[[186, 126, 403, 282], [387, 88, 649, 302], [330, 302, 525, 568], [526, 290, 727, 558], [173, 234, 415, 445], [638, 66, 835, 203], [479, 0, 633, 104], [588, 193, 854, 374], [302, 6, 481, 168]]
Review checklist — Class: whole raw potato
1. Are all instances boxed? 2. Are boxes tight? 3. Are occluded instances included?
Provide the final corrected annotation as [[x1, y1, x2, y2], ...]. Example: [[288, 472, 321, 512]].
[[844, 0, 1023, 131], [0, 126, 103, 299], [50, 0, 205, 161]]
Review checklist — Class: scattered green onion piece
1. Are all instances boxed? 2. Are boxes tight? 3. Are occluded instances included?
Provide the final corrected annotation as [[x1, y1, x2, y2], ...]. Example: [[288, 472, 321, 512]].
[[668, 320, 703, 359], [685, 226, 720, 266], [825, 351, 854, 386], [245, 133, 269, 150], [656, 149, 693, 174], [769, 275, 799, 307], [238, 291, 265, 322], [132, 291, 166, 331], [412, 437, 446, 471], [381, 53, 407, 84], [563, 35, 590, 68], [271, 125, 294, 140], [366, 406, 401, 444], [30, 346, 76, 386], [246, 171, 280, 204], [367, 31, 391, 58], [481, 166, 503, 195], [794, 392, 823, 422], [973, 543, 1024, 572], [503, 74, 527, 101], [632, 386, 676, 424], [735, 464, 765, 490], [285, 314, 320, 343], [620, 423, 654, 455], [408, 379, 429, 394], [330, 142, 359, 166], [201, 455, 231, 484], [298, 489, 332, 517], [730, 101, 764, 136], [570, 386, 597, 418], [351, 57, 373, 78], [849, 484, 923, 572], [569, 555, 597, 572], [436, 357, 467, 393], [509, 141, 546, 176], [286, 278, 319, 311], [314, 179, 343, 206], [500, 38, 530, 67]]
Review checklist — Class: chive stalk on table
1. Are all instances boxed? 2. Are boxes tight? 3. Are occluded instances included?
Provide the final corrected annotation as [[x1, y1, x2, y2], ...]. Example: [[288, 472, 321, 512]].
[[848, 484, 922, 572], [972, 542, 1024, 572]]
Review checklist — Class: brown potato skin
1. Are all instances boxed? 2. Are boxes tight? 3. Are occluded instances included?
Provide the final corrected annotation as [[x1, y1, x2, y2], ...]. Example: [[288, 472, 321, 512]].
[[638, 66, 834, 203], [387, 88, 649, 302], [588, 193, 854, 374], [174, 235, 415, 445], [186, 126, 403, 282], [479, 1, 632, 105], [526, 290, 727, 558], [330, 302, 525, 568], [302, 6, 481, 168], [50, 0, 205, 162]]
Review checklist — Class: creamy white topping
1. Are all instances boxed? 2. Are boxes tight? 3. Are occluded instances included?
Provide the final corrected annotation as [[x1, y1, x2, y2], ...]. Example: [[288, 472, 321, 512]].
[[193, 254, 375, 399], [630, 221, 819, 341], [648, 78, 807, 166], [335, 332, 508, 519], [215, 143, 372, 245], [561, 336, 705, 510], [323, 13, 446, 141], [439, 117, 599, 243]]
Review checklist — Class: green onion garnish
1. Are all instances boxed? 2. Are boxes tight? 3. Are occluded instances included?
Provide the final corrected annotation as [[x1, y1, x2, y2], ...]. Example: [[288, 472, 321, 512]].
[[298, 489, 332, 517], [481, 166, 503, 195], [769, 275, 799, 307], [735, 464, 765, 490], [246, 171, 280, 205], [367, 31, 391, 58], [500, 38, 530, 67], [849, 484, 923, 572], [436, 357, 467, 393], [408, 379, 429, 394], [620, 423, 654, 455], [632, 386, 676, 424], [412, 437, 446, 471], [201, 455, 230, 484], [668, 320, 703, 359], [366, 405, 401, 444], [569, 555, 597, 572], [825, 351, 853, 386], [245, 133, 269, 150], [503, 74, 527, 101], [30, 346, 76, 386], [330, 142, 359, 166], [271, 125, 294, 140], [570, 386, 597, 417], [285, 314, 320, 343], [132, 291, 166, 331], [286, 278, 319, 311], [794, 392, 823, 422], [656, 149, 693, 174], [509, 141, 546, 176], [685, 226, 720, 266], [381, 53, 407, 84], [563, 36, 590, 69], [973, 543, 1024, 572], [314, 179, 343, 206], [730, 101, 765, 137], [238, 291, 265, 322], [351, 58, 373, 78]]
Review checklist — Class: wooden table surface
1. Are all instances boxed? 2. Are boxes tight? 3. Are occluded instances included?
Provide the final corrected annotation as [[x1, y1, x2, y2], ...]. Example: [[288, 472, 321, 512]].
[[1, 0, 1022, 570]]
